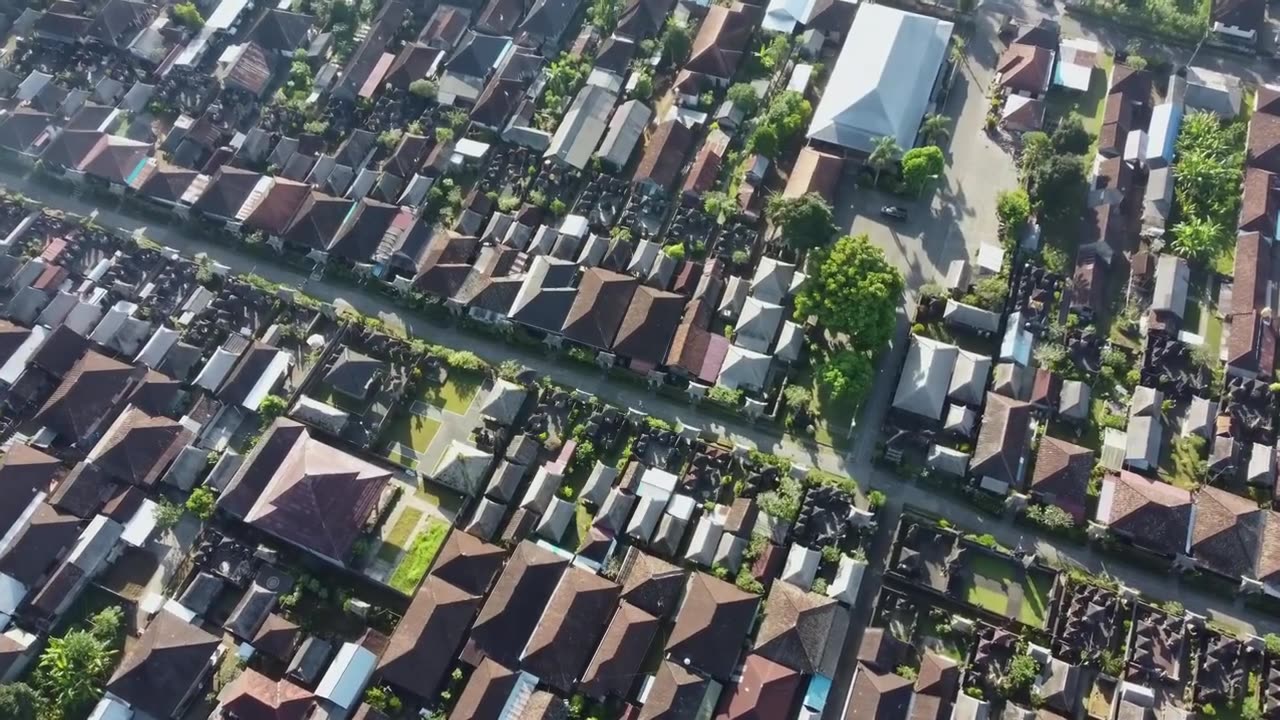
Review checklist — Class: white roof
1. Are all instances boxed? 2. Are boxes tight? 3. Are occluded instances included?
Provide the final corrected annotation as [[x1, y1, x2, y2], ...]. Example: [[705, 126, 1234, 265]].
[[0, 324, 46, 384], [194, 347, 241, 392], [718, 345, 771, 391], [1054, 37, 1099, 91], [536, 497, 575, 540], [977, 243, 1004, 273], [626, 495, 663, 541], [828, 556, 866, 604], [1000, 311, 1033, 366], [736, 297, 785, 353], [240, 349, 291, 411], [87, 698, 134, 720], [665, 493, 697, 521], [0, 573, 26, 617], [807, 5, 953, 152], [762, 0, 825, 33], [135, 325, 179, 368], [637, 466, 678, 500], [684, 515, 723, 566], [124, 498, 159, 547], [893, 335, 958, 420], [781, 543, 820, 588], [316, 642, 377, 709]]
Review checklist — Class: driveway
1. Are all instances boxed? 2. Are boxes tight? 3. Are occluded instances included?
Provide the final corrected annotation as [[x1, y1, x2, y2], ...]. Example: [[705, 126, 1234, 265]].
[[835, 8, 1020, 290]]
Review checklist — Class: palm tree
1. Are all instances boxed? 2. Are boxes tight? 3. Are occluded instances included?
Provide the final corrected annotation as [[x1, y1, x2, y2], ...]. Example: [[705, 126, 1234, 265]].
[[867, 136, 902, 187], [950, 36, 968, 70], [920, 114, 951, 146]]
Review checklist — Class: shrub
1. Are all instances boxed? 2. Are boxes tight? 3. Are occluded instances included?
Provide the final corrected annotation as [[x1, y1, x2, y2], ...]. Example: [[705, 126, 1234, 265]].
[[867, 490, 887, 510], [185, 485, 216, 520], [707, 384, 743, 406], [171, 1, 204, 27]]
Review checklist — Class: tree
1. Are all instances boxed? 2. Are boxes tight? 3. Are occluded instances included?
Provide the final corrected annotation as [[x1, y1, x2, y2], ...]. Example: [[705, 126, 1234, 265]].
[[949, 36, 967, 69], [782, 384, 813, 413], [631, 68, 653, 100], [409, 78, 438, 98], [867, 136, 901, 186], [1000, 654, 1040, 696], [153, 498, 184, 531], [996, 189, 1031, 242], [587, 0, 621, 33], [88, 606, 123, 643], [920, 114, 951, 146], [1051, 113, 1091, 155], [765, 193, 836, 250], [663, 243, 686, 260], [435, 126, 455, 144], [259, 394, 287, 423], [794, 234, 903, 351], [901, 146, 945, 195], [818, 350, 874, 400], [746, 91, 811, 159], [703, 191, 735, 221], [1171, 216, 1227, 263], [660, 19, 692, 66], [0, 683, 40, 720], [1017, 131, 1054, 182], [186, 485, 217, 520], [171, 1, 205, 28], [1027, 154, 1087, 225], [727, 83, 761, 114], [37, 630, 113, 716]]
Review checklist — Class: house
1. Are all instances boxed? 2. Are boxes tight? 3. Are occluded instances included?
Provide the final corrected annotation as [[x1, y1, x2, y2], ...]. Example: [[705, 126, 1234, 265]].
[[243, 179, 313, 238], [1190, 486, 1266, 579], [1185, 66, 1243, 117], [666, 571, 759, 681], [598, 100, 652, 172], [997, 43, 1054, 97], [432, 441, 494, 496], [509, 256, 578, 335], [440, 32, 515, 106], [807, 5, 953, 154], [219, 668, 316, 719], [633, 120, 695, 193], [88, 0, 153, 48], [783, 147, 843, 204], [193, 167, 266, 223], [1030, 437, 1092, 522], [1248, 92, 1280, 173], [378, 575, 483, 701], [521, 565, 621, 692], [1150, 254, 1189, 330], [717, 345, 771, 392], [515, 0, 583, 52], [464, 540, 568, 667], [639, 661, 722, 720], [752, 581, 838, 674], [316, 641, 377, 710], [675, 4, 756, 93], [218, 418, 392, 565], [471, 48, 542, 131], [248, 9, 317, 55], [911, 651, 960, 720], [892, 336, 959, 422], [87, 406, 192, 487], [617, 0, 676, 40], [614, 286, 685, 371], [1055, 36, 1099, 92], [842, 664, 913, 719], [106, 611, 221, 720], [332, 0, 407, 101], [971, 392, 1033, 492], [1095, 470, 1192, 557], [1099, 64, 1150, 158], [1211, 0, 1265, 44], [580, 601, 659, 699], [1126, 386, 1164, 471], [216, 42, 274, 98], [0, 444, 65, 540], [717, 653, 802, 720], [33, 350, 139, 447], [618, 548, 686, 618]]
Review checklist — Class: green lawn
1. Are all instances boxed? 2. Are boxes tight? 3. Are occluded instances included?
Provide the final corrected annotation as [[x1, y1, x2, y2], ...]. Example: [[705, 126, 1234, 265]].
[[376, 507, 424, 564], [418, 371, 484, 414], [388, 519, 450, 594], [561, 501, 594, 552], [1044, 53, 1114, 143], [1019, 570, 1055, 628], [387, 414, 442, 454], [966, 553, 1054, 628], [416, 482, 466, 516]]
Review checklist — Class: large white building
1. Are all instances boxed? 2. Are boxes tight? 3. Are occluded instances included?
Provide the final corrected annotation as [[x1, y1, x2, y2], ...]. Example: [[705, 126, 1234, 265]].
[[807, 5, 953, 154]]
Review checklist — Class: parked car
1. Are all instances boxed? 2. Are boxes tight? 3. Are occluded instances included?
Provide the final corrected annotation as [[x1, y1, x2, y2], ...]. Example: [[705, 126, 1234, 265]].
[[880, 206, 908, 221]]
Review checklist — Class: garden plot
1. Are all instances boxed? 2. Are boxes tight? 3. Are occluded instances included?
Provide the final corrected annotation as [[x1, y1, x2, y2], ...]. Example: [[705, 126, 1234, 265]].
[[964, 552, 1055, 629], [365, 480, 462, 595]]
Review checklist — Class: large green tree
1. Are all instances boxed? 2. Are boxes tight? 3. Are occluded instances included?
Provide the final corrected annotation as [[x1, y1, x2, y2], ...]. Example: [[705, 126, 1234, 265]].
[[818, 350, 874, 400], [0, 683, 40, 720], [794, 234, 904, 352], [37, 630, 114, 716], [901, 146, 945, 195], [765, 193, 836, 250], [1170, 216, 1228, 263], [1051, 113, 1091, 155], [1027, 153, 1087, 225]]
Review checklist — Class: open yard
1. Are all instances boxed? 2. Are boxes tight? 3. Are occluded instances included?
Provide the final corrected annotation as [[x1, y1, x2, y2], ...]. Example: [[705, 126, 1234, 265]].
[[376, 507, 424, 564], [965, 553, 1055, 628], [417, 371, 484, 414], [385, 414, 441, 460], [387, 518, 450, 594]]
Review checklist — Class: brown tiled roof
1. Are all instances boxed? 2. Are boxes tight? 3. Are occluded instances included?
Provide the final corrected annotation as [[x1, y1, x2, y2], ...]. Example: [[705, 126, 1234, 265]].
[[1108, 64, 1150, 97], [31, 324, 89, 378], [87, 406, 192, 487], [412, 232, 481, 297], [580, 601, 659, 698], [783, 148, 843, 204], [429, 530, 506, 596], [683, 134, 728, 197], [856, 628, 906, 672], [619, 549, 686, 618], [193, 166, 262, 220], [521, 565, 621, 692], [245, 178, 312, 236], [562, 268, 639, 350], [666, 571, 759, 681], [0, 502, 80, 586], [1249, 111, 1280, 174], [449, 658, 518, 720], [218, 341, 284, 408], [910, 652, 959, 720], [717, 653, 802, 720], [420, 4, 471, 49], [1102, 471, 1192, 556], [328, 198, 400, 262], [48, 461, 112, 518], [972, 392, 1033, 486], [0, 109, 53, 154], [844, 665, 913, 720], [128, 369, 181, 418], [221, 418, 392, 561], [248, 9, 315, 53], [1232, 231, 1271, 316], [382, 134, 430, 178], [1227, 310, 1262, 370], [525, 691, 570, 720], [283, 192, 353, 250], [42, 130, 107, 170], [1257, 85, 1280, 116], [379, 575, 482, 700], [638, 661, 715, 720], [612, 285, 685, 367], [0, 320, 31, 370], [634, 120, 694, 190], [1256, 511, 1280, 584], [221, 667, 315, 720], [1238, 169, 1277, 235], [723, 497, 758, 538], [685, 4, 754, 79], [1030, 437, 1092, 521], [1094, 156, 1133, 195], [0, 444, 65, 535], [0, 628, 30, 679], [385, 43, 445, 90], [1071, 253, 1104, 314], [465, 540, 569, 667], [33, 350, 136, 444], [107, 610, 220, 720], [252, 613, 300, 661], [616, 0, 675, 40], [475, 0, 528, 34], [752, 581, 837, 674], [997, 44, 1053, 94], [1191, 486, 1265, 578], [80, 138, 151, 184]]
